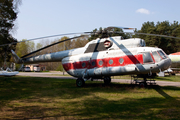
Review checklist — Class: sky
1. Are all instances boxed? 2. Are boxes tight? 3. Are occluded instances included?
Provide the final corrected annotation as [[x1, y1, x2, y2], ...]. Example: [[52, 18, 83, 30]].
[[13, 0, 180, 42]]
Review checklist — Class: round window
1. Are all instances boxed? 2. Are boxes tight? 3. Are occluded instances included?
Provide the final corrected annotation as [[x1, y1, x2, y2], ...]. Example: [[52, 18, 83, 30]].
[[82, 62, 86, 68], [99, 60, 103, 66], [119, 58, 124, 64], [109, 59, 113, 65]]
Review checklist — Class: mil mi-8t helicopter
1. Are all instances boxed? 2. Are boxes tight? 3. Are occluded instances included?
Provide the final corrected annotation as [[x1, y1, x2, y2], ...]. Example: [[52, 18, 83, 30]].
[[1, 26, 179, 87]]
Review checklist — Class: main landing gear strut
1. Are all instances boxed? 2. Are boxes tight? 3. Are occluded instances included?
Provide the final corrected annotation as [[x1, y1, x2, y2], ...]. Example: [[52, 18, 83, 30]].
[[104, 76, 111, 85], [76, 76, 111, 87], [131, 74, 156, 88]]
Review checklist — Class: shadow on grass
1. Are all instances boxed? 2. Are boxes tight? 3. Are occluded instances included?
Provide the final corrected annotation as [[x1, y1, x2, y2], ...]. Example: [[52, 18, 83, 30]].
[[9, 96, 180, 120], [72, 96, 180, 119], [0, 76, 180, 119]]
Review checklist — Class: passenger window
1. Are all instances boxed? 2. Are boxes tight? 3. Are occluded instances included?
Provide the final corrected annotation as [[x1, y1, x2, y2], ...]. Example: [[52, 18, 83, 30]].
[[99, 60, 103, 66], [119, 58, 124, 64], [143, 52, 154, 64], [109, 59, 113, 65], [152, 51, 162, 62], [91, 61, 96, 66], [82, 62, 86, 68]]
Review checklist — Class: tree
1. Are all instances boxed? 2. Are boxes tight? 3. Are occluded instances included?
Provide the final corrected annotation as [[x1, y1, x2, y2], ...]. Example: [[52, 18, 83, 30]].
[[134, 21, 180, 54], [14, 39, 34, 70], [0, 0, 21, 65], [15, 39, 35, 57], [137, 21, 158, 46], [49, 36, 71, 70], [71, 35, 89, 48], [170, 21, 180, 52], [57, 36, 71, 51], [28, 40, 35, 53], [88, 27, 131, 41], [35, 42, 43, 55]]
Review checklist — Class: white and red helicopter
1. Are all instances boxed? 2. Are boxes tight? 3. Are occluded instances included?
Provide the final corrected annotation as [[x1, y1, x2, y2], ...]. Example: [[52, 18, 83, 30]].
[[2, 26, 179, 87]]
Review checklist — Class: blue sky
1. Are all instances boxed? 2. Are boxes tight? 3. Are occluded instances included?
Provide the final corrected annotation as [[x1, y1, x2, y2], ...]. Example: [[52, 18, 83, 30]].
[[13, 0, 180, 41]]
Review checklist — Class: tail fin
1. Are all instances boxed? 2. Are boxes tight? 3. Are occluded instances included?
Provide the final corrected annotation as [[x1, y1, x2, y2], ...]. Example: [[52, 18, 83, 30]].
[[11, 50, 23, 64]]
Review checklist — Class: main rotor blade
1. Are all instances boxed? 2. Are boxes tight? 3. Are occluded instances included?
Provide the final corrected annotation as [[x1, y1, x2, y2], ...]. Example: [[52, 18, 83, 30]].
[[134, 32, 180, 39], [106, 26, 180, 39], [106, 26, 135, 30], [21, 35, 87, 58], [0, 32, 91, 47], [112, 31, 180, 39]]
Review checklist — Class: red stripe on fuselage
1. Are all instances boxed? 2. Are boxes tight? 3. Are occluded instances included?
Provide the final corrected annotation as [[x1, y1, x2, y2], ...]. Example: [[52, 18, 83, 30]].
[[62, 54, 143, 71]]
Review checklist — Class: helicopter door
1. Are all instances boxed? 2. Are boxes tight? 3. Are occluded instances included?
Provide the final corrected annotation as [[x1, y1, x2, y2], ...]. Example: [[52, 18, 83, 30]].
[[103, 51, 108, 67], [92, 52, 107, 76]]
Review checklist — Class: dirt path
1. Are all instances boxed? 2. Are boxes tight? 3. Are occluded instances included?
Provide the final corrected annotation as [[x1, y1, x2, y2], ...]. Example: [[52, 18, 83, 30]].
[[17, 72, 180, 87]]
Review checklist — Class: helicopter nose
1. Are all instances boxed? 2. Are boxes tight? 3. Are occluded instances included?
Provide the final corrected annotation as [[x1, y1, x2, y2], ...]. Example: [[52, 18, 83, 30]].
[[163, 58, 171, 70]]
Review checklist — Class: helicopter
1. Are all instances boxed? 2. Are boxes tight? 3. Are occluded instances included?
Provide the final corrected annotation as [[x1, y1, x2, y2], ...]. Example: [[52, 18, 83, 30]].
[[1, 26, 180, 87]]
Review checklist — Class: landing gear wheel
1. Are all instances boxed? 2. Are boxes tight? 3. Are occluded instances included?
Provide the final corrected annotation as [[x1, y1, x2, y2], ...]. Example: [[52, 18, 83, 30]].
[[104, 76, 111, 85], [139, 82, 147, 88], [76, 78, 85, 87]]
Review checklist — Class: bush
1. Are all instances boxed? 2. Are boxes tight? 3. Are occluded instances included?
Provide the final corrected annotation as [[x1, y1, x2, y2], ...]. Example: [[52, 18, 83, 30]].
[[56, 64, 64, 71]]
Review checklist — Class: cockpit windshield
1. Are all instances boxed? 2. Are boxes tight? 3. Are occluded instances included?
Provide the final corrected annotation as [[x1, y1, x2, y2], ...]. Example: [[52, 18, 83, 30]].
[[157, 50, 167, 59], [152, 50, 167, 63], [152, 51, 162, 62], [142, 52, 154, 64]]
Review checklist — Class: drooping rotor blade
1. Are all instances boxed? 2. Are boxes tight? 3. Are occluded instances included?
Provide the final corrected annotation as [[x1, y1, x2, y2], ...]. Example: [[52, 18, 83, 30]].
[[0, 32, 91, 47], [112, 31, 180, 39], [106, 26, 135, 30], [133, 32, 180, 39], [21, 35, 88, 58], [107, 26, 180, 39]]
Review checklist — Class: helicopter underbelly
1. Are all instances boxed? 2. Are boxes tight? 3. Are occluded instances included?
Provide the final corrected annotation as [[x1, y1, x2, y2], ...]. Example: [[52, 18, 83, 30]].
[[65, 63, 165, 78], [67, 66, 138, 77]]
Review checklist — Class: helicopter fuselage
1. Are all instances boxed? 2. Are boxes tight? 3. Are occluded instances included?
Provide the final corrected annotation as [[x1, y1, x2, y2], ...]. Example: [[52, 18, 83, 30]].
[[11, 36, 171, 80], [62, 46, 171, 79]]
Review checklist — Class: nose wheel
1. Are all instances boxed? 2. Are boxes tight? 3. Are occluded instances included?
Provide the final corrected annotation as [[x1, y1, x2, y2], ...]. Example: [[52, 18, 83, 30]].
[[76, 78, 85, 87]]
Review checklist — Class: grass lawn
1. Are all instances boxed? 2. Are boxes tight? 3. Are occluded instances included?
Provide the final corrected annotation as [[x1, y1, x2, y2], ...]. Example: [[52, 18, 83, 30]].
[[0, 76, 180, 119]]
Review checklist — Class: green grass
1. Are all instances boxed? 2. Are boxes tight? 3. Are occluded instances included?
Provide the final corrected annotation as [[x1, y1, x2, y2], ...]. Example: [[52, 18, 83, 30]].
[[154, 75, 180, 82], [0, 76, 180, 119]]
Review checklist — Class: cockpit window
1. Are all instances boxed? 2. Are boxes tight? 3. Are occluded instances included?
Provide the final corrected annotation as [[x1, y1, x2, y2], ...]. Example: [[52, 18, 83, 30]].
[[143, 52, 154, 64], [84, 42, 107, 53], [152, 51, 162, 62], [158, 50, 167, 59]]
